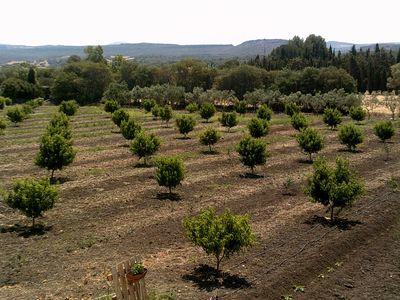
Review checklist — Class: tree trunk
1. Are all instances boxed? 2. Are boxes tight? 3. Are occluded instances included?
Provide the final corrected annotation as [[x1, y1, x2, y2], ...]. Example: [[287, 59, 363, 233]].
[[309, 153, 312, 162], [209, 144, 212, 152], [216, 257, 221, 274], [51, 169, 55, 181], [330, 205, 334, 223], [32, 217, 35, 228], [169, 186, 172, 194]]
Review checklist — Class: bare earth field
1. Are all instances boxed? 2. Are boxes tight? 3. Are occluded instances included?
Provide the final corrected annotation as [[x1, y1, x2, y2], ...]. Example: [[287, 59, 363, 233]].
[[0, 104, 399, 300]]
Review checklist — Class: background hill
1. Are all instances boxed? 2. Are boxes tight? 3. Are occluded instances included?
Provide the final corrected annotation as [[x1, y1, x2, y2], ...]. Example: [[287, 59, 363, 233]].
[[0, 39, 399, 65]]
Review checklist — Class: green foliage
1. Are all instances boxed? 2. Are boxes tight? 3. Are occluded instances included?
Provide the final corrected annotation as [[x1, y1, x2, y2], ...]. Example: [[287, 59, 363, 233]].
[[160, 105, 173, 123], [104, 99, 120, 113], [183, 208, 256, 272], [1, 78, 41, 101], [5, 177, 58, 227], [130, 132, 161, 164], [151, 105, 162, 119], [175, 115, 196, 137], [199, 127, 221, 152], [6, 105, 26, 124], [120, 118, 142, 140], [0, 117, 7, 130], [185, 102, 199, 113], [248, 118, 269, 138], [219, 112, 238, 131], [256, 104, 273, 121], [291, 113, 309, 131], [0, 96, 12, 109], [234, 100, 247, 115], [130, 262, 145, 275], [155, 156, 185, 193], [323, 108, 342, 129], [103, 82, 130, 105], [338, 123, 363, 151], [374, 121, 395, 142], [35, 133, 76, 179], [199, 102, 216, 121], [296, 128, 324, 161], [142, 99, 156, 112], [46, 113, 72, 139], [306, 157, 363, 221], [237, 136, 268, 173], [285, 102, 300, 116], [349, 106, 366, 122], [112, 109, 130, 127], [59, 100, 78, 116], [22, 103, 33, 115]]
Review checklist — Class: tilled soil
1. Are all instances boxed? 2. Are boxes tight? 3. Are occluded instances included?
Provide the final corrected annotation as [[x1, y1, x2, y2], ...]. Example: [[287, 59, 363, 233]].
[[0, 104, 399, 300]]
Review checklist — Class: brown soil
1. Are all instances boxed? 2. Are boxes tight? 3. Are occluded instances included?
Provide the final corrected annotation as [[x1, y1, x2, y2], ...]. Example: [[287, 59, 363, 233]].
[[0, 104, 399, 300]]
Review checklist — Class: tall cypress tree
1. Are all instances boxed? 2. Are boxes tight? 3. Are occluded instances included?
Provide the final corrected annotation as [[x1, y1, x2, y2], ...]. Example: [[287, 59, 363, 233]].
[[27, 67, 36, 85]]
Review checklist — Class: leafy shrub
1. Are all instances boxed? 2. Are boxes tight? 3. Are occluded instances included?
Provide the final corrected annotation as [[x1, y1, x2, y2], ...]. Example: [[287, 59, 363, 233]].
[[248, 118, 269, 138], [219, 112, 238, 132], [130, 262, 145, 275], [0, 96, 12, 109], [130, 132, 161, 165], [183, 208, 256, 273], [160, 105, 173, 123], [296, 128, 324, 161], [285, 102, 300, 116], [186, 103, 198, 113], [176, 115, 196, 138], [112, 109, 130, 127], [338, 123, 363, 152], [103, 82, 130, 105], [349, 106, 366, 123], [237, 136, 267, 174], [291, 113, 309, 131], [234, 101, 247, 115], [104, 99, 120, 113], [151, 105, 162, 119], [374, 121, 395, 160], [199, 127, 221, 152], [199, 102, 216, 122], [6, 105, 25, 124], [5, 178, 58, 228], [22, 103, 33, 115], [46, 113, 72, 139], [121, 118, 142, 140], [142, 99, 156, 112], [306, 157, 363, 221], [323, 108, 342, 129], [155, 156, 185, 193], [256, 104, 273, 121], [35, 133, 76, 179], [0, 117, 7, 130], [59, 100, 78, 116]]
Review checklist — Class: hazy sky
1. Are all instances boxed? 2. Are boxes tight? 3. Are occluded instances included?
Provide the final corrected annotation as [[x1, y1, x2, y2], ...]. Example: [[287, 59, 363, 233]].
[[1, 0, 399, 46]]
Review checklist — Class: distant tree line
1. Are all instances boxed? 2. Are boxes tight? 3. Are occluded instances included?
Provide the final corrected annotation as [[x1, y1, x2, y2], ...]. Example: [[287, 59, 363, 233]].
[[248, 34, 400, 93]]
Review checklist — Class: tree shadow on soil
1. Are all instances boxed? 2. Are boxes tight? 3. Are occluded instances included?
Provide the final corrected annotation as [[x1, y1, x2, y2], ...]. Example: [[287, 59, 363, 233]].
[[0, 223, 52, 238], [134, 162, 153, 168], [118, 143, 130, 148], [156, 192, 181, 201], [240, 173, 264, 179], [182, 264, 251, 292], [298, 158, 313, 164], [338, 148, 363, 154], [200, 150, 219, 155], [50, 176, 71, 185], [305, 215, 362, 230], [175, 136, 191, 140]]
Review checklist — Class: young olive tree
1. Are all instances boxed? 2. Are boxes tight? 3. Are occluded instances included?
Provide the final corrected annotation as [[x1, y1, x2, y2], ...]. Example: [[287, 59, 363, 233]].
[[46, 112, 72, 139], [199, 127, 221, 152], [248, 117, 269, 138], [291, 113, 309, 131], [284, 102, 300, 117], [374, 121, 396, 160], [151, 105, 162, 120], [237, 136, 268, 174], [6, 106, 25, 125], [219, 112, 238, 132], [160, 105, 173, 124], [120, 118, 142, 140], [35, 133, 76, 180], [306, 157, 363, 222], [104, 99, 120, 113], [186, 102, 198, 113], [234, 100, 247, 115], [5, 178, 58, 228], [349, 106, 366, 123], [176, 115, 196, 138], [59, 100, 78, 116], [112, 109, 130, 127], [256, 104, 273, 121], [155, 156, 185, 194], [183, 208, 256, 273], [297, 128, 324, 162], [362, 93, 379, 120], [142, 99, 156, 113], [338, 123, 363, 152], [323, 108, 342, 130], [199, 102, 216, 122], [383, 92, 400, 120], [130, 132, 161, 165]]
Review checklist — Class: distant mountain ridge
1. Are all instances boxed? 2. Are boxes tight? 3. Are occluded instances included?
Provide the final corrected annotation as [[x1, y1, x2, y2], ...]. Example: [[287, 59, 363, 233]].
[[0, 39, 399, 65]]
